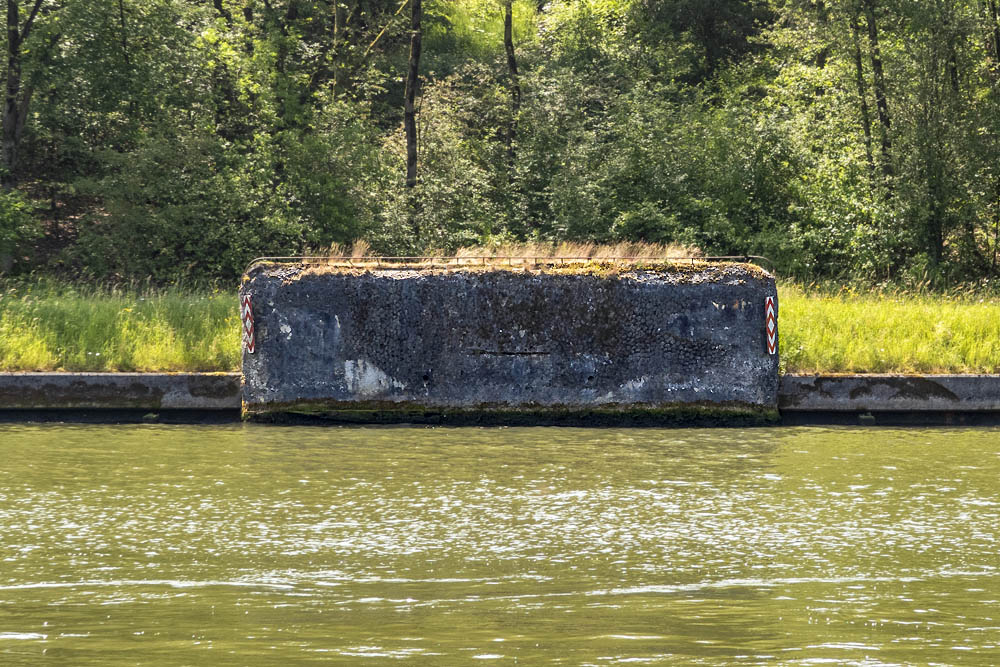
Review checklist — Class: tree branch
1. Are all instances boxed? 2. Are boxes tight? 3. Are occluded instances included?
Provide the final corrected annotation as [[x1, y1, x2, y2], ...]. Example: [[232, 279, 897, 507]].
[[21, 0, 44, 44], [361, 0, 409, 62]]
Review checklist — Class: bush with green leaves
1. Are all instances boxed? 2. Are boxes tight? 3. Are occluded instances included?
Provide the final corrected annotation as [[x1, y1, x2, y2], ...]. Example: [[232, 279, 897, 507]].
[[71, 131, 299, 280], [0, 189, 40, 271]]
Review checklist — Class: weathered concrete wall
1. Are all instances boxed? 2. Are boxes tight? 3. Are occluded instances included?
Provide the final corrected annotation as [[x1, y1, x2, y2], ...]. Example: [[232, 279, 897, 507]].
[[241, 263, 779, 421], [780, 374, 1000, 412], [0, 372, 241, 410]]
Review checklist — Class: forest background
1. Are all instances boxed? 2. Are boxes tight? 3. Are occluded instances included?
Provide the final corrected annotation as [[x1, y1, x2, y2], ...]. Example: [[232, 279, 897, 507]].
[[0, 0, 999, 287]]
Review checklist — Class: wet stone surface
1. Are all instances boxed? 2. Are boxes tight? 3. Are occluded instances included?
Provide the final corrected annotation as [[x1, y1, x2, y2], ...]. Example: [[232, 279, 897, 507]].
[[241, 264, 779, 420]]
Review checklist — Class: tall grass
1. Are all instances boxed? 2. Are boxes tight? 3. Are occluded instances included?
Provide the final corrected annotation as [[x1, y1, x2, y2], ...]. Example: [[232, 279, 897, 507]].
[[779, 284, 1000, 374], [2, 276, 998, 374], [0, 282, 239, 372]]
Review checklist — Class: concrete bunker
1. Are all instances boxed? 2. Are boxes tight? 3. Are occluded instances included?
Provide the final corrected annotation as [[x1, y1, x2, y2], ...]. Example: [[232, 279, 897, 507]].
[[240, 260, 779, 423]]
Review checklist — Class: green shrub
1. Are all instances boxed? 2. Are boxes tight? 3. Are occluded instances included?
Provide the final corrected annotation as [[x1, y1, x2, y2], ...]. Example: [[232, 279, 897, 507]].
[[72, 131, 313, 281], [0, 189, 40, 271]]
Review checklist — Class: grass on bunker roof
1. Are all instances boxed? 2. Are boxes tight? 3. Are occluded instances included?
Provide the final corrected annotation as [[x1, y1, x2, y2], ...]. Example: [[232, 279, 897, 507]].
[[252, 241, 780, 282], [322, 240, 706, 263]]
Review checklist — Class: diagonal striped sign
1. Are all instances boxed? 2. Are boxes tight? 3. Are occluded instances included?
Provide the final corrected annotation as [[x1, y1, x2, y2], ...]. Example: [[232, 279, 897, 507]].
[[241, 294, 256, 354], [765, 296, 777, 356]]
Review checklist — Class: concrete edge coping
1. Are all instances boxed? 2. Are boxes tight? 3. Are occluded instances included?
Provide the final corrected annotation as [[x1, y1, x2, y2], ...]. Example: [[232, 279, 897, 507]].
[[1, 372, 1000, 415], [0, 372, 242, 411], [779, 374, 1000, 412]]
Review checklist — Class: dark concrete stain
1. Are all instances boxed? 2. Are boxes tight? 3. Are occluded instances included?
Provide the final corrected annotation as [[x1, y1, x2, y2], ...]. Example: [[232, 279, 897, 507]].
[[186, 374, 242, 399], [776, 374, 1000, 412], [847, 377, 959, 402], [0, 381, 164, 409], [778, 376, 835, 408]]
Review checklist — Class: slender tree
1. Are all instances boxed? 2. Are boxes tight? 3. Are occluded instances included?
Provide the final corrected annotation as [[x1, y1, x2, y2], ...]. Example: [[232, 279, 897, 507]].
[[849, 6, 875, 181], [982, 0, 1000, 270], [402, 0, 421, 241], [404, 0, 421, 190], [3, 0, 45, 187], [503, 0, 520, 171], [861, 0, 893, 182], [989, 0, 1000, 67]]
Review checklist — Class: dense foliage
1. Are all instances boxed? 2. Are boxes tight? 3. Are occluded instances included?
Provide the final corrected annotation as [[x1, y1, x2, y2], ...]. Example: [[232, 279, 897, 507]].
[[2, 0, 999, 285]]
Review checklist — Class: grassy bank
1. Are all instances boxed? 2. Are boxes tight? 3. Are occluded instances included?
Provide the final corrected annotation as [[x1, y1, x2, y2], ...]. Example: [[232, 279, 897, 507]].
[[779, 285, 1000, 374], [0, 283, 239, 372], [1, 279, 998, 374]]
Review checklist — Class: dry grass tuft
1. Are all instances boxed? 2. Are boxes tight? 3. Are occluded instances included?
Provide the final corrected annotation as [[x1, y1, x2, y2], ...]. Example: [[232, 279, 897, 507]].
[[310, 241, 703, 268]]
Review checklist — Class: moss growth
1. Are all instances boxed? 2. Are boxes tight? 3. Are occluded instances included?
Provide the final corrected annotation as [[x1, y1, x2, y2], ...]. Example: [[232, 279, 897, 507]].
[[247, 259, 772, 284], [243, 398, 779, 426]]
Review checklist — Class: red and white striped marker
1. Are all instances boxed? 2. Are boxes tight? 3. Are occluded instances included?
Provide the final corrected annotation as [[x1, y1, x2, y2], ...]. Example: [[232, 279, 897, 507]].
[[765, 296, 777, 355], [241, 294, 256, 354]]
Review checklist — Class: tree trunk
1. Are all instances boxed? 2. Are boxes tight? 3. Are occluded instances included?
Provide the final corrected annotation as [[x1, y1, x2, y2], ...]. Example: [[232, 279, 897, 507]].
[[862, 0, 893, 181], [403, 0, 421, 241], [850, 9, 875, 181], [994, 180, 1000, 273], [118, 0, 138, 118], [332, 0, 339, 89], [212, 0, 233, 25], [991, 0, 1000, 65], [3, 0, 22, 188], [404, 0, 421, 190], [940, 7, 960, 95], [948, 51, 960, 94], [503, 0, 520, 171], [3, 0, 43, 188], [118, 0, 130, 67]]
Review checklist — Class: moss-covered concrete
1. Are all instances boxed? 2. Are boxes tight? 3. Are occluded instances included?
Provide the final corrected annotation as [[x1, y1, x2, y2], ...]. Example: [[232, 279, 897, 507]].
[[243, 398, 780, 426]]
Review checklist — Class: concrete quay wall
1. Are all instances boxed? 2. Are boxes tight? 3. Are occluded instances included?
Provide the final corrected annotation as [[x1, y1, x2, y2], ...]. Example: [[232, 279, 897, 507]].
[[1, 373, 999, 423], [779, 374, 1000, 412], [0, 372, 241, 411]]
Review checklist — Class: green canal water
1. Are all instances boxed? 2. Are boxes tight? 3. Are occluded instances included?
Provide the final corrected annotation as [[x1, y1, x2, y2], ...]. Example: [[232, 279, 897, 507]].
[[1, 424, 998, 665]]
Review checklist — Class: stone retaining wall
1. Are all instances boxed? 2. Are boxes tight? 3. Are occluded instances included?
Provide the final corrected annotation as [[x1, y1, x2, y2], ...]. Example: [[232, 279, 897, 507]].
[[2, 372, 999, 423]]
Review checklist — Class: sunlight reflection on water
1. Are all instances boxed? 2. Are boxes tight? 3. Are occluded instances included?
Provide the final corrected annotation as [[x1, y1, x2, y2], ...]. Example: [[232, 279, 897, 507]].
[[0, 424, 998, 664]]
